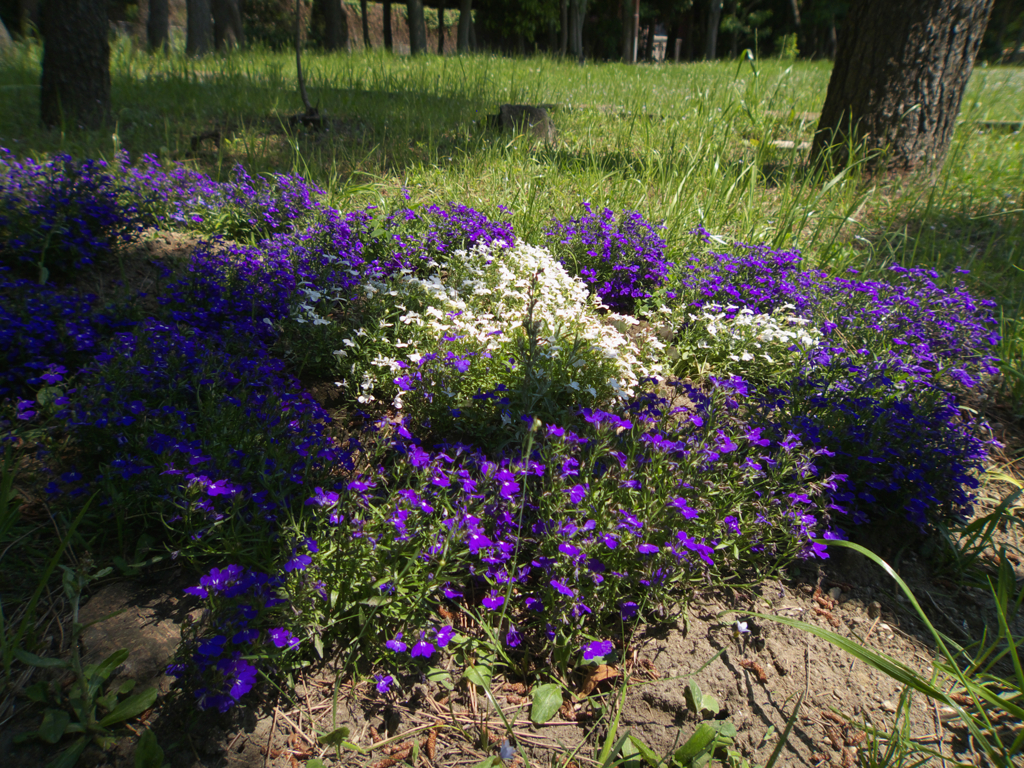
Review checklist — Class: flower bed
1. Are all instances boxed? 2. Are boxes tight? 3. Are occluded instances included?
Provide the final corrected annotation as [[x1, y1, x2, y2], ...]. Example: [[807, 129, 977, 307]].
[[0, 150, 1000, 713]]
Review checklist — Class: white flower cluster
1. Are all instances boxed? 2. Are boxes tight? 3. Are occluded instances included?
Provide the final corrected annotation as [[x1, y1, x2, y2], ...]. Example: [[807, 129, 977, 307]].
[[331, 240, 665, 409], [662, 303, 821, 379]]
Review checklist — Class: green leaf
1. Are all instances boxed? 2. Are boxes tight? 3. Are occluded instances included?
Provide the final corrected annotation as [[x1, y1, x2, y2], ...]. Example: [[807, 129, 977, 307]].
[[701, 694, 720, 715], [305, 761, 326, 768], [530, 683, 563, 725], [627, 733, 663, 767], [14, 649, 70, 669], [426, 667, 452, 689], [98, 686, 158, 728], [134, 728, 165, 768], [38, 708, 71, 744], [46, 736, 88, 768], [683, 679, 703, 714], [672, 722, 725, 765], [464, 665, 491, 690], [25, 682, 51, 703], [318, 726, 350, 748], [469, 758, 500, 768]]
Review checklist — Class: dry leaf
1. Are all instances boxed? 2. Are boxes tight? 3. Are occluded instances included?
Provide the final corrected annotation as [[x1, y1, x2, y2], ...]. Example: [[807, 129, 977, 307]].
[[578, 664, 620, 697]]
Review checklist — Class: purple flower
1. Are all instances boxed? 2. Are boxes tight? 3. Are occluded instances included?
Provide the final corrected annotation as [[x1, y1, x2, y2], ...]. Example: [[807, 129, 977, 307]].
[[284, 554, 312, 572], [305, 487, 339, 506], [482, 591, 505, 610], [493, 469, 520, 499], [386, 633, 407, 653], [219, 657, 258, 700], [550, 579, 575, 597], [568, 484, 588, 505], [505, 627, 522, 648], [411, 635, 436, 659], [637, 543, 659, 555], [268, 628, 300, 649], [375, 674, 394, 693], [436, 625, 455, 647], [619, 602, 639, 621], [582, 640, 614, 661], [669, 497, 700, 520]]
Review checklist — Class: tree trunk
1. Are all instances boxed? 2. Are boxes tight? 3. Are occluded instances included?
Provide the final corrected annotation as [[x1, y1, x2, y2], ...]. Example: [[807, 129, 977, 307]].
[[457, 0, 471, 53], [705, 0, 721, 59], [212, 0, 244, 50], [40, 0, 110, 129], [322, 0, 348, 50], [407, 0, 426, 54], [559, 0, 567, 55], [645, 15, 654, 61], [437, 0, 445, 54], [360, 0, 370, 47], [186, 0, 213, 55], [383, 0, 392, 51], [621, 0, 631, 61], [147, 0, 169, 52], [810, 0, 995, 175]]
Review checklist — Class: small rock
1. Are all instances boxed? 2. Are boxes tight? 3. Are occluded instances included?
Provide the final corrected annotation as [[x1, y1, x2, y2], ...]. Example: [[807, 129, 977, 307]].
[[867, 601, 882, 619], [829, 587, 842, 602], [880, 700, 897, 713]]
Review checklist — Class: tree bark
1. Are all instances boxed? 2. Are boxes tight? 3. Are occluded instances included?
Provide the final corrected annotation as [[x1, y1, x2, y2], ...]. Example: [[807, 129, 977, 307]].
[[186, 0, 213, 55], [705, 0, 721, 59], [321, 0, 348, 50], [559, 0, 567, 55], [810, 0, 995, 175], [437, 0, 445, 54], [383, 0, 392, 51], [457, 0, 471, 53], [40, 0, 110, 129], [360, 0, 370, 47], [212, 0, 244, 50], [147, 0, 169, 52], [407, 0, 426, 54]]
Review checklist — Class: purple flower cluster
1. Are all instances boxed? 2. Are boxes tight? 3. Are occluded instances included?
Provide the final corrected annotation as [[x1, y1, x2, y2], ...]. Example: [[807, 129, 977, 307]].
[[122, 157, 324, 243], [169, 564, 298, 712], [546, 204, 671, 313], [0, 149, 151, 280], [359, 200, 516, 276]]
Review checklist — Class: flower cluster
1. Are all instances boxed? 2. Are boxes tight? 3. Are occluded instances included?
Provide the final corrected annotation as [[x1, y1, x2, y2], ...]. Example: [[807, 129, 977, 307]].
[[1, 149, 1000, 715], [0, 149, 151, 280], [546, 204, 671, 313], [169, 564, 298, 712]]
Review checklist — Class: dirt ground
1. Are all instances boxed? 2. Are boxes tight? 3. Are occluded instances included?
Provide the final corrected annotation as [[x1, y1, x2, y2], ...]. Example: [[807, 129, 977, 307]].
[[1, 238, 1022, 768]]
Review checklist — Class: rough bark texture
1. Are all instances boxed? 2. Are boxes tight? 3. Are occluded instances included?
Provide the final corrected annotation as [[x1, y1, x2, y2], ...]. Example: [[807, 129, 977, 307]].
[[437, 0, 444, 54], [457, 0, 471, 53], [407, 0, 426, 54], [40, 0, 110, 129], [186, 0, 213, 55], [360, 0, 370, 45], [705, 0, 721, 59], [321, 0, 348, 50], [147, 0, 169, 52], [212, 0, 244, 49], [810, 0, 995, 174]]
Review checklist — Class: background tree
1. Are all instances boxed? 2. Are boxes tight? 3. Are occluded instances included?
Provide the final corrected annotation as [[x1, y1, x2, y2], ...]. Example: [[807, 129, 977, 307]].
[[320, 0, 348, 49], [383, 0, 392, 49], [212, 0, 245, 49], [147, 0, 169, 51], [40, 0, 110, 129], [437, 0, 446, 52], [186, 0, 214, 54], [810, 0, 995, 175], [360, 0, 370, 45], [408, 0, 426, 52], [457, 0, 472, 51]]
